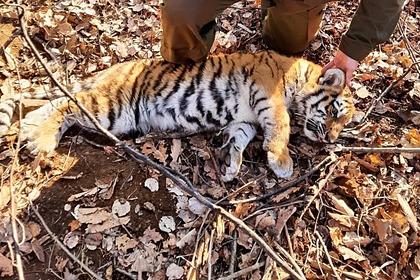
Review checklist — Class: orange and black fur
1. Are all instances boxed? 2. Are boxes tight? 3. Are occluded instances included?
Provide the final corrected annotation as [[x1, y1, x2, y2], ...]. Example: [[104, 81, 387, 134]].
[[0, 51, 355, 181]]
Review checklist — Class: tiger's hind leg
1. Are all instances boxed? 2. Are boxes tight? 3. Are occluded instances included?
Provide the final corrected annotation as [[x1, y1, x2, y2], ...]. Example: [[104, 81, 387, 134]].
[[220, 122, 257, 182], [20, 97, 77, 154]]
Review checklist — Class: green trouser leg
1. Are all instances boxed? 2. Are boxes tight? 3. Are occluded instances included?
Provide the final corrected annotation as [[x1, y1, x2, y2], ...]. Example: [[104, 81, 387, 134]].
[[262, 1, 326, 54], [160, 0, 239, 64], [160, 0, 327, 63]]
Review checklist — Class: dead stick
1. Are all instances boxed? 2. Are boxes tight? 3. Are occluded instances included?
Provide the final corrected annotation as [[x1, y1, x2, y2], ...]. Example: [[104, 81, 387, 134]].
[[361, 62, 419, 123], [299, 161, 339, 220], [315, 231, 341, 280], [273, 241, 305, 279], [6, 45, 26, 280], [228, 230, 238, 275], [14, 6, 304, 280], [217, 262, 265, 280], [338, 146, 420, 154], [208, 229, 215, 280], [228, 155, 335, 205], [31, 205, 103, 280]]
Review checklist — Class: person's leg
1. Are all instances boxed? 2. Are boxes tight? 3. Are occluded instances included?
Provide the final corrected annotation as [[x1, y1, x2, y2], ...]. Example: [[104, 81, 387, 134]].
[[262, 0, 326, 54], [160, 0, 238, 64]]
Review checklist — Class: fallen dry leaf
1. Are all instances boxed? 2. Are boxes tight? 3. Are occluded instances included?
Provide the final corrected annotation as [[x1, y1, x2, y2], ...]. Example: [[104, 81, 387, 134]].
[[166, 263, 184, 280], [144, 177, 159, 192], [112, 199, 131, 217], [337, 245, 366, 261], [159, 216, 176, 233], [0, 252, 13, 277]]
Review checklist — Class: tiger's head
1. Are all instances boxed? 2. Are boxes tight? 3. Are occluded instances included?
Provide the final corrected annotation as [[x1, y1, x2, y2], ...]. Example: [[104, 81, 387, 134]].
[[295, 68, 355, 143]]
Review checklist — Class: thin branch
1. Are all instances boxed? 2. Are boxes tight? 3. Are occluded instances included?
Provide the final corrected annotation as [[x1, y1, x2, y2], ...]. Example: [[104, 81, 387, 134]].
[[208, 229, 215, 280], [361, 61, 419, 123], [31, 205, 103, 280], [228, 155, 335, 204], [397, 20, 420, 75], [315, 231, 341, 280], [228, 230, 238, 275], [299, 161, 339, 220], [273, 241, 305, 279], [5, 43, 26, 280], [217, 262, 265, 280], [14, 6, 304, 279], [338, 146, 420, 154]]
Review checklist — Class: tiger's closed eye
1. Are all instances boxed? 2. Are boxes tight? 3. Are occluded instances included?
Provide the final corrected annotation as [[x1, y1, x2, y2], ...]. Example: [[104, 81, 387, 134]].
[[330, 106, 338, 117]]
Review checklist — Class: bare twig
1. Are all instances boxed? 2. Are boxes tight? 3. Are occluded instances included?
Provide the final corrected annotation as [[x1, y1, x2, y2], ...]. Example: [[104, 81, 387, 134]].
[[299, 161, 339, 220], [136, 129, 219, 144], [208, 229, 215, 280], [397, 19, 420, 75], [115, 268, 136, 280], [31, 205, 103, 280], [216, 174, 266, 205], [217, 261, 265, 280], [14, 6, 305, 279], [315, 231, 341, 280], [5, 43, 26, 280], [273, 241, 305, 279], [228, 231, 238, 275], [188, 210, 211, 279], [338, 146, 420, 154], [228, 155, 335, 204], [207, 147, 227, 190], [361, 61, 420, 123]]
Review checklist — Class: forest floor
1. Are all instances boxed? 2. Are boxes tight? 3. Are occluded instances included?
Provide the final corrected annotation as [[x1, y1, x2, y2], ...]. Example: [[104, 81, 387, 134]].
[[0, 1, 419, 279]]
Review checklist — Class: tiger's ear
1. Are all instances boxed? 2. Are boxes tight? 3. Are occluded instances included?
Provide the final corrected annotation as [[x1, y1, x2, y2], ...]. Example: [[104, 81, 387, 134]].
[[319, 69, 345, 88]]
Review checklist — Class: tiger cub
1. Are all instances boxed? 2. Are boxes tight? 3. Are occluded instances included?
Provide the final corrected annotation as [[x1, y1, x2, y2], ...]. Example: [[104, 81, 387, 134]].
[[0, 51, 355, 182]]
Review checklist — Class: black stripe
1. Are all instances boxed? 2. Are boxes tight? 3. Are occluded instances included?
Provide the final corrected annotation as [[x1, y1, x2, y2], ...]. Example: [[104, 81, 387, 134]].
[[132, 62, 159, 126], [225, 107, 233, 123], [195, 61, 207, 85], [195, 89, 205, 118], [90, 96, 99, 117], [305, 67, 312, 82], [303, 89, 323, 104], [209, 57, 224, 116], [185, 115, 204, 129], [116, 90, 124, 118], [258, 53, 264, 64], [253, 97, 267, 109], [257, 106, 270, 116], [0, 107, 12, 118], [0, 119, 8, 126], [242, 66, 250, 84], [265, 57, 275, 78], [154, 103, 164, 117], [180, 78, 195, 112], [206, 111, 221, 127], [233, 103, 239, 114], [238, 127, 248, 137], [267, 51, 280, 72], [152, 63, 173, 91], [310, 95, 330, 109], [167, 107, 176, 122], [164, 64, 191, 103], [107, 98, 116, 131], [180, 63, 204, 113]]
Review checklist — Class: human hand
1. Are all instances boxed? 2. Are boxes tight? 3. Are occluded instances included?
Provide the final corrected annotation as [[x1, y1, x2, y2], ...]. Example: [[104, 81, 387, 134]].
[[322, 50, 359, 86]]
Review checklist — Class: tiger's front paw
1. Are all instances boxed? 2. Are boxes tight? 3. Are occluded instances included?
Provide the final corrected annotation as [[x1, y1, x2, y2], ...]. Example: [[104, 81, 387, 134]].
[[267, 151, 293, 178], [221, 165, 239, 182], [220, 147, 242, 182]]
